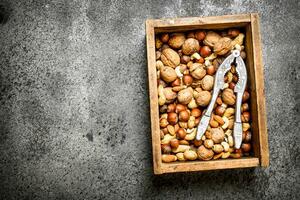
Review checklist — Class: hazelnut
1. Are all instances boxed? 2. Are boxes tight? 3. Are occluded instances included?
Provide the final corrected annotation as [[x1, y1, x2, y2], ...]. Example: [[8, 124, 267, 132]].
[[222, 88, 236, 106], [241, 103, 249, 112], [242, 112, 251, 122], [161, 48, 180, 68], [183, 75, 193, 86], [215, 106, 226, 116], [243, 131, 252, 143], [195, 30, 206, 41], [233, 75, 238, 83], [205, 131, 212, 139], [200, 46, 212, 57], [179, 110, 190, 122], [229, 82, 236, 90], [203, 31, 221, 47], [177, 128, 187, 139], [191, 108, 201, 118], [171, 78, 181, 87], [170, 138, 180, 149], [196, 91, 211, 107], [161, 144, 171, 154], [167, 112, 178, 125], [214, 37, 233, 55], [168, 33, 186, 49], [242, 91, 250, 102], [182, 38, 200, 55], [177, 88, 193, 104], [160, 33, 169, 43], [181, 55, 191, 64], [197, 145, 214, 160], [160, 66, 177, 83], [197, 57, 205, 64], [155, 38, 163, 49], [167, 104, 176, 113], [241, 143, 251, 152], [175, 104, 186, 113], [195, 117, 200, 125], [206, 65, 216, 75], [187, 32, 195, 38], [211, 127, 225, 144], [194, 139, 202, 147], [201, 75, 214, 91], [228, 29, 240, 38]]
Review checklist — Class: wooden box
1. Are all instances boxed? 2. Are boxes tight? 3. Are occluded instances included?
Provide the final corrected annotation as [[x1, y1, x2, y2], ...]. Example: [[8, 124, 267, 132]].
[[146, 14, 269, 174]]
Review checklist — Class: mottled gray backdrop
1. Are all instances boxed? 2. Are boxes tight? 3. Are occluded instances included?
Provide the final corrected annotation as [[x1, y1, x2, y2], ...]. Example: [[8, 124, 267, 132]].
[[0, 0, 299, 199]]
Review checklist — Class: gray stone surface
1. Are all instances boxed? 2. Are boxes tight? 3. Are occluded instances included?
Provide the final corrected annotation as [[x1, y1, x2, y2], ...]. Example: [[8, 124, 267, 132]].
[[0, 0, 299, 199]]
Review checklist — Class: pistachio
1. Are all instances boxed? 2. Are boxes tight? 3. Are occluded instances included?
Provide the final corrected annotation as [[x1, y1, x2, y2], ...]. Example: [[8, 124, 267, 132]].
[[212, 144, 224, 153], [204, 139, 214, 149], [221, 141, 230, 152]]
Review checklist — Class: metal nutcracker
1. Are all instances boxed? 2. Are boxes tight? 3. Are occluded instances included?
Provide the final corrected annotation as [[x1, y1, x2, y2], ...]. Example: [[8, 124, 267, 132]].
[[195, 50, 247, 149]]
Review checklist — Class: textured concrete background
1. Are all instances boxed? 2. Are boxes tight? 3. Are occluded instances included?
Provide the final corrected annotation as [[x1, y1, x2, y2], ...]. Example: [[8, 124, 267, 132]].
[[0, 0, 299, 199]]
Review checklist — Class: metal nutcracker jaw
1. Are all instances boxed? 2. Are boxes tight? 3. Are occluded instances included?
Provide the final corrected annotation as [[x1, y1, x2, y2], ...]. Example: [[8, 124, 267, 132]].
[[196, 52, 236, 141], [196, 50, 247, 149]]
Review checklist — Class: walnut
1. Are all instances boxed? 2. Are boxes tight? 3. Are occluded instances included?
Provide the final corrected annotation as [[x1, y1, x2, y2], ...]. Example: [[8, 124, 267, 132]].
[[222, 88, 236, 105], [168, 33, 186, 49], [203, 31, 221, 47], [182, 38, 200, 55], [197, 145, 214, 160], [211, 127, 225, 144], [214, 37, 233, 55], [201, 75, 214, 91], [189, 63, 206, 79], [160, 66, 177, 83], [177, 88, 193, 105], [161, 48, 180, 68], [195, 91, 211, 107]]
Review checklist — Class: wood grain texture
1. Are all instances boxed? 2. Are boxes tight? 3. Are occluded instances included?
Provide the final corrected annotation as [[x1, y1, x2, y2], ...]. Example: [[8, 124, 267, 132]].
[[146, 14, 269, 174], [146, 20, 162, 174], [161, 158, 259, 174], [250, 13, 270, 167]]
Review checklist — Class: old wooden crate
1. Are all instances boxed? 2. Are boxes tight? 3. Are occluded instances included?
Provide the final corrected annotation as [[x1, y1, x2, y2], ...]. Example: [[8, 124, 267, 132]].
[[146, 14, 269, 174]]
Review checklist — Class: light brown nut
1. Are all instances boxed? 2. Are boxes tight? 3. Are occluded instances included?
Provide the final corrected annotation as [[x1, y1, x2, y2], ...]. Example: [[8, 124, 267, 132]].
[[184, 150, 198, 160], [211, 127, 225, 144], [197, 145, 214, 160], [203, 31, 221, 47], [213, 37, 233, 55], [204, 139, 214, 149], [213, 152, 223, 160], [190, 63, 206, 79], [177, 88, 193, 105], [209, 119, 219, 128], [212, 144, 224, 153], [221, 152, 230, 158], [167, 125, 175, 135], [172, 145, 191, 153], [201, 75, 214, 91], [155, 38, 163, 49], [176, 152, 185, 161], [161, 48, 180, 68], [242, 123, 250, 131], [196, 91, 212, 107], [222, 88, 236, 106], [221, 141, 230, 152], [224, 108, 235, 117], [161, 134, 176, 145], [179, 140, 189, 145], [168, 33, 186, 49], [213, 115, 224, 125], [182, 38, 200, 55], [162, 154, 177, 163]]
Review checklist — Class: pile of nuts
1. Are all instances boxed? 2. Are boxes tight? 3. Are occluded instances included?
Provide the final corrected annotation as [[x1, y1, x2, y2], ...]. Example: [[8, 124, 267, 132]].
[[156, 29, 252, 163]]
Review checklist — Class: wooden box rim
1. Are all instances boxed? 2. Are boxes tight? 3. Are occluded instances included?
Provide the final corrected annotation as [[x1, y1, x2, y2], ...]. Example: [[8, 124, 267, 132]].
[[146, 13, 269, 174]]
